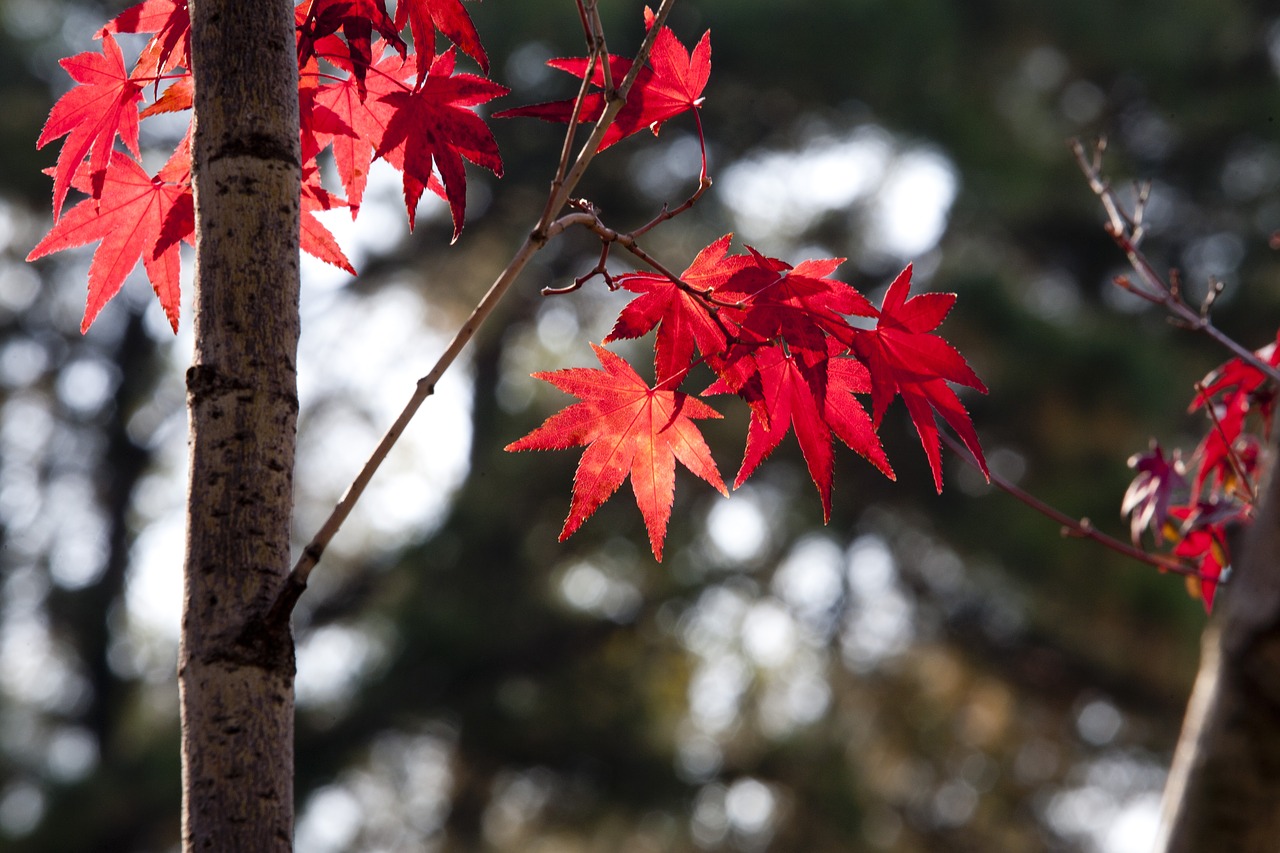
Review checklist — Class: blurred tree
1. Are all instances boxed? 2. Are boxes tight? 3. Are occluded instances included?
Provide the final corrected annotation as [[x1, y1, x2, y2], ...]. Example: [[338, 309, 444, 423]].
[[4, 0, 1280, 851]]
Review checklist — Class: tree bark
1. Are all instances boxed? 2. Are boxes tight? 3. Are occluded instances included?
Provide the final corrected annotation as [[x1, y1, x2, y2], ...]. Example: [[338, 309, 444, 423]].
[[1156, 458, 1280, 851], [180, 1, 301, 850]]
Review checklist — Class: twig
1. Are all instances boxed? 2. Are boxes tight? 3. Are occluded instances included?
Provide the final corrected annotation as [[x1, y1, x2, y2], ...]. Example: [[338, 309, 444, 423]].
[[539, 0, 608, 229], [273, 0, 684, 621], [1071, 138, 1280, 388], [940, 431, 1217, 582]]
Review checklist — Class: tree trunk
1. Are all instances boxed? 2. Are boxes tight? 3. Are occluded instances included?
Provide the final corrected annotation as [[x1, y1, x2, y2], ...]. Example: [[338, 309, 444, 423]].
[[1156, 458, 1280, 851], [180, 1, 301, 850]]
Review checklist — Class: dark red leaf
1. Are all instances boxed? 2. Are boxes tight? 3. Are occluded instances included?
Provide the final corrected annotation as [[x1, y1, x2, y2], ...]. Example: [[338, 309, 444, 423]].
[[850, 264, 987, 492], [102, 0, 191, 78], [1122, 442, 1188, 545], [706, 341, 892, 520], [375, 48, 507, 239], [297, 0, 405, 97], [394, 0, 489, 84]]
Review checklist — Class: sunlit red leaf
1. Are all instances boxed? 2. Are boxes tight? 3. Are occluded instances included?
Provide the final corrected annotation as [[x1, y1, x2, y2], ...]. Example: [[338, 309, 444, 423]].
[[27, 146, 193, 333], [394, 0, 489, 84], [301, 164, 356, 274], [39, 33, 144, 221], [850, 264, 987, 492], [494, 15, 710, 151], [706, 342, 892, 520], [376, 48, 507, 239], [604, 234, 755, 382], [505, 343, 726, 560], [1167, 505, 1230, 612]]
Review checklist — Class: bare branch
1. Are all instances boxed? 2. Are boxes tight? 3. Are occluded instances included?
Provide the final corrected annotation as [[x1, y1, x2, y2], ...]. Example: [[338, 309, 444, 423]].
[[1071, 138, 1280, 388]]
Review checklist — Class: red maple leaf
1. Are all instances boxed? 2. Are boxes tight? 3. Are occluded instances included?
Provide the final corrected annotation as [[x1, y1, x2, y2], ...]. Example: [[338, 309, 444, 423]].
[[27, 145, 193, 333], [304, 47, 409, 215], [101, 0, 191, 78], [850, 264, 987, 492], [725, 251, 878, 366], [297, 0, 405, 97], [394, 0, 489, 85], [301, 163, 356, 274], [494, 15, 710, 151], [505, 343, 727, 560], [139, 74, 193, 118], [706, 342, 892, 519], [38, 32, 144, 222], [1187, 333, 1280, 495], [376, 48, 507, 239], [1167, 505, 1229, 612], [604, 234, 756, 382]]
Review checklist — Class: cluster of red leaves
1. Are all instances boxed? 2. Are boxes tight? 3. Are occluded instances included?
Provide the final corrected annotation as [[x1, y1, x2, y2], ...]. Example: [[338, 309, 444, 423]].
[[28, 0, 506, 332], [30, 1, 989, 562], [507, 241, 988, 559], [1123, 333, 1280, 609], [497, 16, 986, 559]]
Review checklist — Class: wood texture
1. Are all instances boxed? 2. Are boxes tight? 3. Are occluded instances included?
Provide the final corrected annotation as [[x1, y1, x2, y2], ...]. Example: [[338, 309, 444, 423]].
[[180, 1, 301, 849], [1157, 454, 1280, 851]]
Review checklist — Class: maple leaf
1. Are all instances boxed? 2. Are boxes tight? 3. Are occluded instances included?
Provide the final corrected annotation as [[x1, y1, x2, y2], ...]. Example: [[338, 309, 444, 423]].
[[1166, 505, 1230, 612], [505, 343, 727, 560], [850, 264, 987, 492], [27, 145, 193, 333], [1187, 333, 1280, 496], [304, 46, 409, 215], [101, 0, 191, 78], [1192, 332, 1280, 431], [139, 74, 193, 118], [297, 0, 405, 96], [301, 163, 356, 274], [39, 32, 144, 222], [394, 0, 489, 85], [1122, 442, 1188, 545], [376, 48, 507, 239], [724, 251, 878, 367], [706, 342, 892, 520], [494, 16, 710, 151], [604, 234, 756, 382]]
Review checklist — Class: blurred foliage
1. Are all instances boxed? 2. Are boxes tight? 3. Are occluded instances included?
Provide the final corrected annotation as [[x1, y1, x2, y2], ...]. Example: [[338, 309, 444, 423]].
[[2, 0, 1279, 850]]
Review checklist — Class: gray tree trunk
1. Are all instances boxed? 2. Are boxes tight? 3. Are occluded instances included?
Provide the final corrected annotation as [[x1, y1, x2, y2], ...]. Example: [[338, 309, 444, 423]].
[[1156, 459, 1280, 851], [180, 0, 301, 849]]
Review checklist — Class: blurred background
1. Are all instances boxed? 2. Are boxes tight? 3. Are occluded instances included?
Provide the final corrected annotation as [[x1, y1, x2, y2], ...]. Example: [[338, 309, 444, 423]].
[[4, 0, 1280, 850]]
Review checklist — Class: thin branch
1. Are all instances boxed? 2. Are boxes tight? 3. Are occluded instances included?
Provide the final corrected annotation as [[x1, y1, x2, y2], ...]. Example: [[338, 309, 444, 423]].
[[539, 1, 608, 229], [275, 0, 684, 618], [1071, 138, 1280, 388], [537, 0, 678, 236], [940, 431, 1217, 582]]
